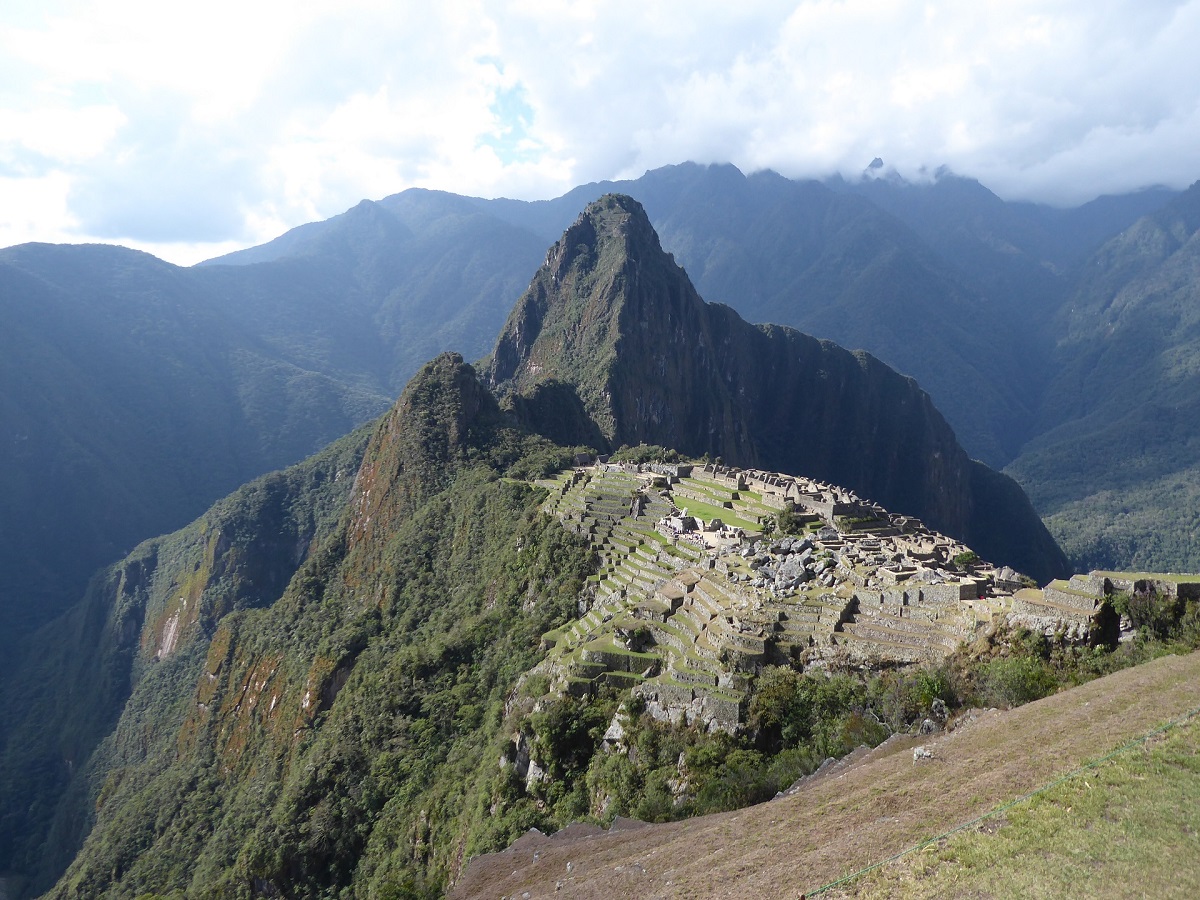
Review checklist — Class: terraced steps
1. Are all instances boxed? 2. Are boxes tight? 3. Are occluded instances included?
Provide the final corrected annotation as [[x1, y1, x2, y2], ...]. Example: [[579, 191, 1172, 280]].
[[1011, 588, 1099, 624], [840, 619, 958, 652], [532, 459, 1114, 734]]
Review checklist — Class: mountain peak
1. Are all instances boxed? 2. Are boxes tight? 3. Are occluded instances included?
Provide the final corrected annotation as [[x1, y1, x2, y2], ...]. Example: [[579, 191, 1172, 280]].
[[350, 352, 496, 550], [548, 193, 664, 277], [485, 192, 691, 436], [485, 199, 1068, 581]]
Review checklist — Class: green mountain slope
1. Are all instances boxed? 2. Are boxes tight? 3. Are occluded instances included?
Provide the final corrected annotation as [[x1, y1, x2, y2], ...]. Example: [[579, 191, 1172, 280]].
[[0, 425, 370, 894], [0, 198, 544, 653], [1, 201, 1067, 896], [0, 245, 385, 653], [26, 354, 593, 899], [2, 162, 1167, 659], [1006, 182, 1200, 570]]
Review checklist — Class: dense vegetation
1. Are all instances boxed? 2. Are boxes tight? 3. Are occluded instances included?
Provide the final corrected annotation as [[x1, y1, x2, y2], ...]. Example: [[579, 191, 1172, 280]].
[[21, 355, 592, 898], [495, 587, 1200, 838], [0, 425, 373, 893]]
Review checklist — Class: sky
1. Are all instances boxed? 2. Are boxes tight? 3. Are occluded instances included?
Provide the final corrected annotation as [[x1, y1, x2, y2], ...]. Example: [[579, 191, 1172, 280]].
[[2, 0, 1198, 266]]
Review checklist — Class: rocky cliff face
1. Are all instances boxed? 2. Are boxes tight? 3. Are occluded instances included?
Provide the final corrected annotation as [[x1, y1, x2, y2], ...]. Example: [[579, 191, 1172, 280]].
[[487, 195, 1069, 582]]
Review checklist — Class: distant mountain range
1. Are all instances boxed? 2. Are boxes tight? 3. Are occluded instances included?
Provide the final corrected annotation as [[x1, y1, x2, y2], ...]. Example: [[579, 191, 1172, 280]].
[[2, 160, 1197, 899], [202, 162, 1200, 574], [0, 161, 1192, 663], [484, 195, 1065, 581]]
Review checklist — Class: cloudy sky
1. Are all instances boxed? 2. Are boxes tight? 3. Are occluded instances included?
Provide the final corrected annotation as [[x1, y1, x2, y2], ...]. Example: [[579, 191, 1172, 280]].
[[2, 0, 1198, 265]]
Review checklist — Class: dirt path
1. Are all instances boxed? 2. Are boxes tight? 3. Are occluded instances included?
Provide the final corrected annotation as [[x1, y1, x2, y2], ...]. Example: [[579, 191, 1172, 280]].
[[451, 650, 1200, 899]]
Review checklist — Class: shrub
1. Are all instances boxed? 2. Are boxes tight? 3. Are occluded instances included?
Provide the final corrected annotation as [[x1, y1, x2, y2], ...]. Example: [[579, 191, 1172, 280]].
[[609, 444, 679, 464], [977, 656, 1057, 708], [776, 503, 804, 535], [1111, 590, 1183, 641]]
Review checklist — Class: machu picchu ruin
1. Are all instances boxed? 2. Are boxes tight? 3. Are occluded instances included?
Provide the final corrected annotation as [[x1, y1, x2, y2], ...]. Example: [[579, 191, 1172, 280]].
[[527, 457, 1200, 734]]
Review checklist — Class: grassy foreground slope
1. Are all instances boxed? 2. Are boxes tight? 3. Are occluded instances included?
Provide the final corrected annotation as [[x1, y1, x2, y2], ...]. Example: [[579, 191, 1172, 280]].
[[451, 650, 1200, 899], [837, 717, 1200, 899]]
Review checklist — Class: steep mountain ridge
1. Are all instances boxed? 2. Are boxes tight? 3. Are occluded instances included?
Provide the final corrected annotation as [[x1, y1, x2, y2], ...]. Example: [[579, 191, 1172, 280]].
[[24, 354, 592, 899], [468, 163, 1050, 465], [217, 163, 1169, 469], [3, 340, 1063, 898], [0, 425, 370, 894], [0, 162, 1175, 662], [487, 195, 1068, 583], [3, 201, 1071, 897]]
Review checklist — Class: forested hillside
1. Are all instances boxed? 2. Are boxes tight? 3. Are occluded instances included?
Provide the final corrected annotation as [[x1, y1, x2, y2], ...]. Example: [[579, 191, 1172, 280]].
[[1007, 182, 1200, 570], [1, 199, 1076, 896]]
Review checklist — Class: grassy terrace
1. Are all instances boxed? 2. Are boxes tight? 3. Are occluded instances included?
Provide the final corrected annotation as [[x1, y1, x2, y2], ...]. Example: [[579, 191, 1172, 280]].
[[677, 475, 736, 496], [672, 494, 760, 530], [655, 674, 745, 703], [1093, 571, 1200, 583], [1045, 578, 1101, 597]]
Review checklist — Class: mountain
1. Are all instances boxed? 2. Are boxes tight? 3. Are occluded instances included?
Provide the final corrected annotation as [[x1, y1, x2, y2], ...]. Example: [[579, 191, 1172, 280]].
[[6, 352, 593, 899], [485, 194, 1068, 583], [1006, 181, 1200, 571], [0, 198, 544, 653], [199, 162, 1200, 573], [0, 425, 371, 894], [0, 244, 386, 656], [581, 165, 1044, 466], [1, 199, 1073, 897], [0, 161, 1181, 669], [197, 191, 549, 387], [213, 163, 1173, 471], [836, 170, 1177, 331]]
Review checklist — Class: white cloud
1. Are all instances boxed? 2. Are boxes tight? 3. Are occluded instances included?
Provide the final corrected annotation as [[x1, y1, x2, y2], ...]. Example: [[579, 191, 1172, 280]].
[[1, 0, 1198, 262], [0, 170, 77, 249]]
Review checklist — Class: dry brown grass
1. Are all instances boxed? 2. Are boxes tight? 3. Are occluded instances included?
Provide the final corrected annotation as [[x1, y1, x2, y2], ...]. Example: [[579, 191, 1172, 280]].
[[450, 649, 1200, 900], [834, 717, 1200, 899]]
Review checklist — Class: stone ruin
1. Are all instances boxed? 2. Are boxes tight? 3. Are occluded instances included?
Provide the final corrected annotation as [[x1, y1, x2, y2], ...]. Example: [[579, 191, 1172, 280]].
[[530, 460, 1197, 734]]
